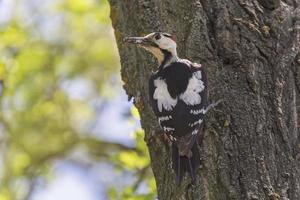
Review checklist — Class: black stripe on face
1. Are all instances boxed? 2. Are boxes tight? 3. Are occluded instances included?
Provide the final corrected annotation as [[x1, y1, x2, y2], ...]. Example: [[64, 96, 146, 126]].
[[150, 42, 159, 48], [162, 33, 172, 38], [159, 49, 172, 69], [161, 49, 172, 59]]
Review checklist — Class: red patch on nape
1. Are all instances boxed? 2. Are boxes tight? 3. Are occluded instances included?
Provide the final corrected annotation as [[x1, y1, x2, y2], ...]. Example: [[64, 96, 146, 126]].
[[170, 34, 177, 42]]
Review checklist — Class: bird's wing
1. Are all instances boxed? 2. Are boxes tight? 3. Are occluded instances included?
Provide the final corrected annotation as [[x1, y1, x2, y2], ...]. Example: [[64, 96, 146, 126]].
[[172, 65, 207, 182], [149, 73, 177, 133], [149, 64, 207, 138], [172, 66, 207, 137]]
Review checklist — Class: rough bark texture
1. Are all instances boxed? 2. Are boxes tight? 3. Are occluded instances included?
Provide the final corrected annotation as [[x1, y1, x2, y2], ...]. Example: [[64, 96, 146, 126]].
[[108, 0, 300, 199]]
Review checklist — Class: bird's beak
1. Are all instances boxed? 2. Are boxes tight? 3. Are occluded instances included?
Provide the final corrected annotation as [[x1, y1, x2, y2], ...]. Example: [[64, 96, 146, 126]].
[[123, 36, 151, 46]]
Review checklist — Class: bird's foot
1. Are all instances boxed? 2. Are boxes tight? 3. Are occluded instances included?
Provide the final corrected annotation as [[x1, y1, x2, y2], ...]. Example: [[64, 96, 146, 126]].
[[147, 128, 171, 145], [160, 132, 172, 145]]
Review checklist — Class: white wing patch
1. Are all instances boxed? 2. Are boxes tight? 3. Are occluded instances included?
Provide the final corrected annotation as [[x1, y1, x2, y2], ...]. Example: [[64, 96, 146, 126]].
[[153, 78, 177, 112], [180, 71, 204, 105]]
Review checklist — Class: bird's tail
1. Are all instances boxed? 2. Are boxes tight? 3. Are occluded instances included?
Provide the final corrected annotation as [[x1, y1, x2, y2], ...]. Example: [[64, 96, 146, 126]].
[[172, 141, 200, 184]]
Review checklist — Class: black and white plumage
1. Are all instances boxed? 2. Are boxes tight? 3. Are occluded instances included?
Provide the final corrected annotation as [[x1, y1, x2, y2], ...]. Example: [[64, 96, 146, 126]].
[[124, 32, 208, 183]]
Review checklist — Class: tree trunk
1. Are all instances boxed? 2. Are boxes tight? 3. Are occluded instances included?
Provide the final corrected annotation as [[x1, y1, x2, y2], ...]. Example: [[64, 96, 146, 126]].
[[108, 0, 300, 199]]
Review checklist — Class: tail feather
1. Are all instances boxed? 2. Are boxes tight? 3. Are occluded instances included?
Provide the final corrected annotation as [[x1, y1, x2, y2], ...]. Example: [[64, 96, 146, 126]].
[[172, 142, 200, 184]]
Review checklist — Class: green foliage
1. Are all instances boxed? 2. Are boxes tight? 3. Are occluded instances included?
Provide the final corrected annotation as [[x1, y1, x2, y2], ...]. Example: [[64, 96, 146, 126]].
[[109, 130, 157, 200], [0, 0, 155, 199]]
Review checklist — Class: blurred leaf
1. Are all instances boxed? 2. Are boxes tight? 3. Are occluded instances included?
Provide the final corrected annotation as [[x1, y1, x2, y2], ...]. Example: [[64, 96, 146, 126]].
[[131, 106, 140, 120], [11, 151, 31, 176], [109, 130, 156, 199], [108, 187, 118, 200], [117, 151, 148, 170], [0, 191, 10, 200], [66, 0, 93, 13], [0, 0, 155, 199], [134, 130, 147, 153], [0, 23, 26, 48], [0, 62, 6, 80]]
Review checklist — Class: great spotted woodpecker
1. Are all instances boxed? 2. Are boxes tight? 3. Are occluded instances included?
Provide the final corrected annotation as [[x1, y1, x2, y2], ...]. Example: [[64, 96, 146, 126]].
[[124, 32, 209, 183]]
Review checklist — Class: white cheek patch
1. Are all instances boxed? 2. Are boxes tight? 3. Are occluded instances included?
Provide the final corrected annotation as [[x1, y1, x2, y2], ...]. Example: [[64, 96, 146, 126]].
[[156, 36, 176, 52], [153, 78, 177, 112], [180, 71, 204, 106]]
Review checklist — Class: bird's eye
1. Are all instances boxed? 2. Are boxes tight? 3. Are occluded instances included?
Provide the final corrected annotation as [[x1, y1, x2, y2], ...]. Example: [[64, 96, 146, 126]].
[[155, 34, 161, 40]]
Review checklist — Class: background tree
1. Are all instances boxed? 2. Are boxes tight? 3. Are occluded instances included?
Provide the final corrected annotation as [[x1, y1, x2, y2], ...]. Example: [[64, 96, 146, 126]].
[[0, 0, 156, 199], [109, 0, 300, 199]]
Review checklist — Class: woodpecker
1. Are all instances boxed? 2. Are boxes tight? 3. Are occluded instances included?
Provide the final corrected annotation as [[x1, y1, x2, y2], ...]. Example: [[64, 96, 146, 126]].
[[124, 32, 208, 183]]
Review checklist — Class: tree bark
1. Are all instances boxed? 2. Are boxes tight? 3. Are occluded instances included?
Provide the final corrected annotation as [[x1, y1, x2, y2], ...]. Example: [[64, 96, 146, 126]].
[[108, 0, 300, 199]]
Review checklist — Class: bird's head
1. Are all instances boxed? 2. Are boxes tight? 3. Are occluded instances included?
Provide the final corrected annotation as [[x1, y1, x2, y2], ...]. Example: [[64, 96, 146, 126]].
[[124, 32, 178, 66]]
